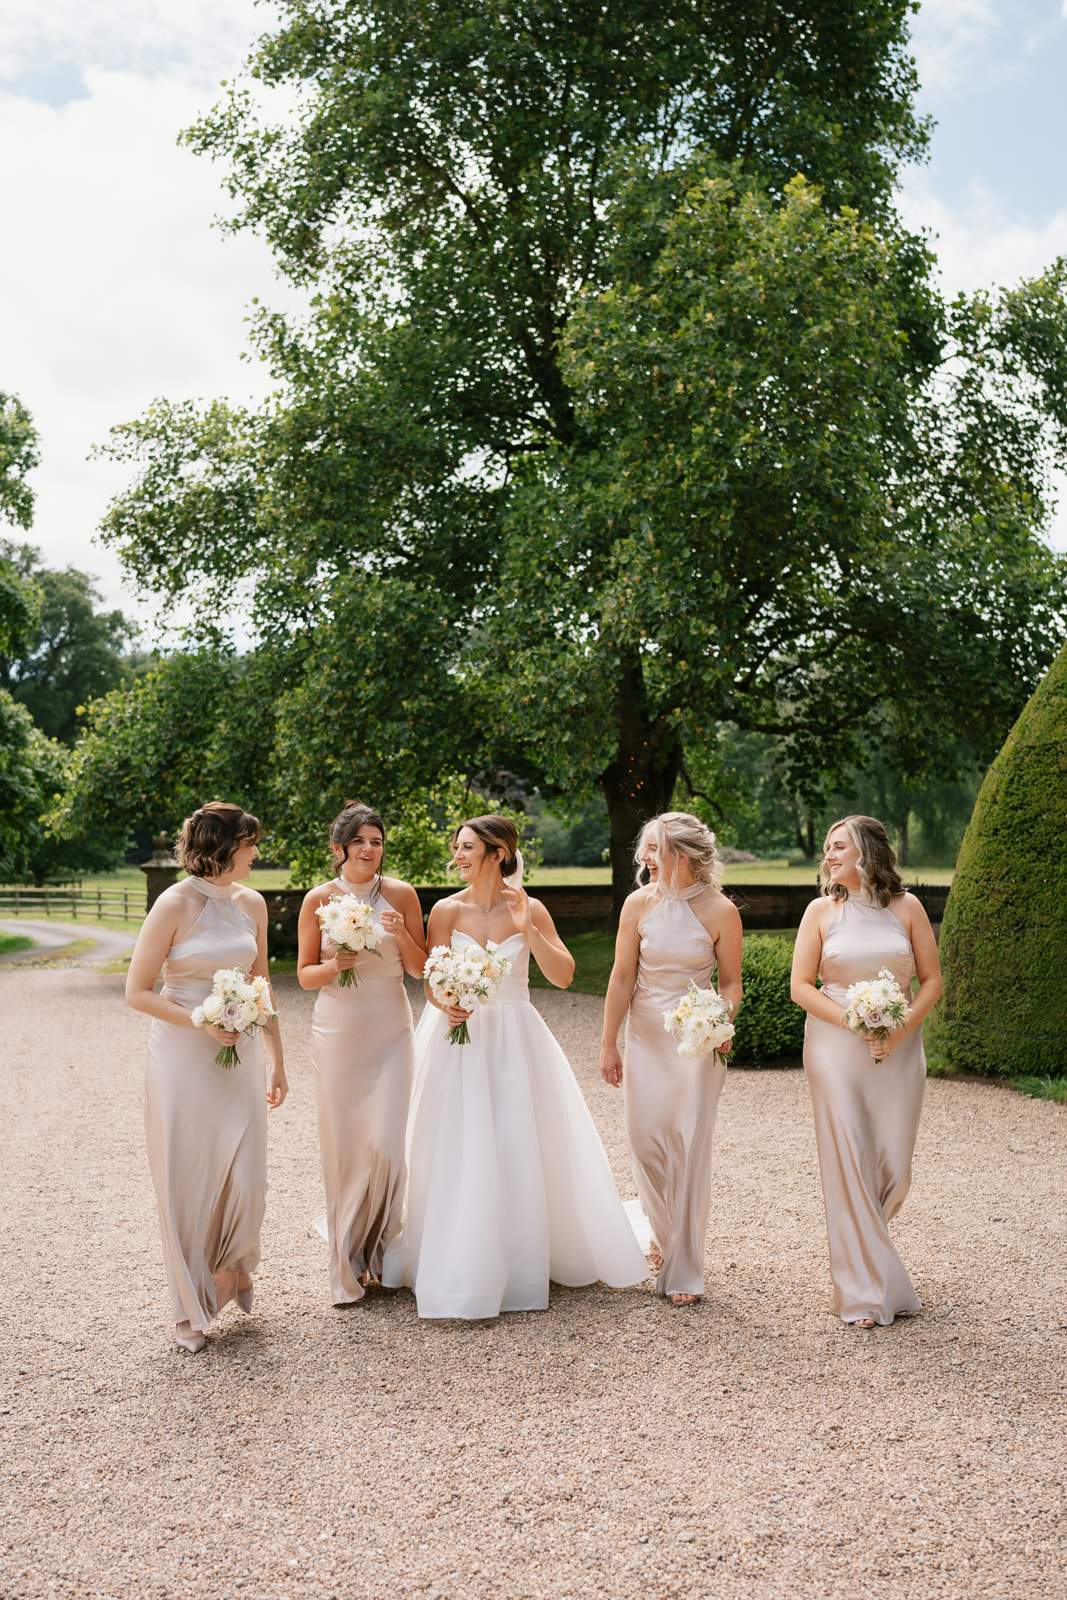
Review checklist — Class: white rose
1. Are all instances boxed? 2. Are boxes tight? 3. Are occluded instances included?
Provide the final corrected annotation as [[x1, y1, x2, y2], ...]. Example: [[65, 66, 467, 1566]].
[[200, 993, 224, 1023]]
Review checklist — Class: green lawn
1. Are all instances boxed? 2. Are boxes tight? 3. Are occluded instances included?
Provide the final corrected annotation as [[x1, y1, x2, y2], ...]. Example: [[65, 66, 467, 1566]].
[[58, 860, 957, 894], [0, 931, 33, 955]]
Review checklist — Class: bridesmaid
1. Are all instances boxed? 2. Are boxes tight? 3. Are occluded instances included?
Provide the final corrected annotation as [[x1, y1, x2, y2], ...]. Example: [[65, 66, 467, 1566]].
[[297, 802, 426, 1304], [599, 813, 743, 1305], [791, 814, 942, 1328], [126, 802, 288, 1354]]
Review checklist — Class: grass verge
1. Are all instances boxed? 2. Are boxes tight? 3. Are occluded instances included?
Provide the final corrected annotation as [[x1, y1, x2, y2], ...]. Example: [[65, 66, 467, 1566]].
[[0, 931, 34, 955]]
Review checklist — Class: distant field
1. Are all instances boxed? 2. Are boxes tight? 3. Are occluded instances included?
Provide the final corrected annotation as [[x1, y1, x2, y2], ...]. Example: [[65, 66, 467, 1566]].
[[10, 857, 957, 913]]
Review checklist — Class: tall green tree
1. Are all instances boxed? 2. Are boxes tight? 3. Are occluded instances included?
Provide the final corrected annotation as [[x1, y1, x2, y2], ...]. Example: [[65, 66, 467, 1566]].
[[96, 0, 929, 872], [0, 542, 139, 744], [95, 1, 1067, 907]]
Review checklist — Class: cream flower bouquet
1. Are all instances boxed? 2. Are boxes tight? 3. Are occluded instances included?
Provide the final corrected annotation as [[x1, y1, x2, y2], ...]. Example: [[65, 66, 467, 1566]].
[[424, 942, 512, 1045], [316, 894, 382, 989], [192, 965, 277, 1068], [841, 968, 911, 1057], [663, 981, 736, 1061]]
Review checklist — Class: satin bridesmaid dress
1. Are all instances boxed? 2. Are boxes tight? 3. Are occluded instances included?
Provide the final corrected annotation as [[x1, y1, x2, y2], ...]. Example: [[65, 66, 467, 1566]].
[[311, 877, 415, 1303], [623, 883, 727, 1299], [144, 878, 267, 1342], [382, 931, 648, 1319], [804, 893, 925, 1325]]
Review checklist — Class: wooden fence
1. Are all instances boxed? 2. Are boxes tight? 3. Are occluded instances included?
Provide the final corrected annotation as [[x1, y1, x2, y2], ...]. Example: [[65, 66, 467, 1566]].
[[0, 886, 142, 921], [0, 880, 952, 950]]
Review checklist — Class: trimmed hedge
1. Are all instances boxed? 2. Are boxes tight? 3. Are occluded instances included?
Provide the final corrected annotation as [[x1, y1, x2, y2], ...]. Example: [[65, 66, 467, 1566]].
[[933, 640, 1067, 1077], [731, 934, 806, 1064]]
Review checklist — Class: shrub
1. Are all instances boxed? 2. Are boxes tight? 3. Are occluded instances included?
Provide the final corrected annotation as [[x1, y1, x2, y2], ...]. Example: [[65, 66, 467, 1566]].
[[932, 641, 1067, 1077], [732, 934, 806, 1064]]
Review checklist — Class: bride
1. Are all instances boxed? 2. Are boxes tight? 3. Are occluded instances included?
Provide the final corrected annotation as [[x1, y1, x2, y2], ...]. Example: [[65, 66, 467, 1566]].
[[382, 814, 649, 1319]]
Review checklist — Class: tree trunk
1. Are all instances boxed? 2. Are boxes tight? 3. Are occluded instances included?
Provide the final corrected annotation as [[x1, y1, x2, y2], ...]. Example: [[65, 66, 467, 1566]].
[[896, 811, 909, 866], [599, 657, 682, 924], [795, 811, 817, 860]]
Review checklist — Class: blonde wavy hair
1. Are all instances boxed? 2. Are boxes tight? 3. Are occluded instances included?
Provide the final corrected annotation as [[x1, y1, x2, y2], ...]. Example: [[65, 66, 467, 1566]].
[[635, 811, 724, 890], [820, 814, 905, 908]]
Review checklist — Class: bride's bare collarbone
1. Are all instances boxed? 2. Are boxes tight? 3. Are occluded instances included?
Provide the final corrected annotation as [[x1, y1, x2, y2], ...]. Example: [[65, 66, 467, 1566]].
[[442, 889, 524, 948]]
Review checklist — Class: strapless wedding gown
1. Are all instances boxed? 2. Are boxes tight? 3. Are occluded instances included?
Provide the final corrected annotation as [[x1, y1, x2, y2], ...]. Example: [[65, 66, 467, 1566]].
[[143, 879, 267, 1336], [624, 884, 727, 1298], [382, 931, 648, 1318], [804, 894, 926, 1325], [311, 878, 414, 1303]]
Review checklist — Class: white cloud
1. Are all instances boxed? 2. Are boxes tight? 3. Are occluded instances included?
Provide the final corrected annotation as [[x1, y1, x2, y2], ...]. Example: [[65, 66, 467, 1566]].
[[898, 171, 1067, 295], [0, 0, 271, 95], [0, 19, 297, 629], [909, 0, 1002, 94]]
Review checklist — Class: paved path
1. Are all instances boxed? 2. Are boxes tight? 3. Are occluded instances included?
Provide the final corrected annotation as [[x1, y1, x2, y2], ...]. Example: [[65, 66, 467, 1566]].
[[0, 918, 136, 967], [0, 969, 1064, 1600]]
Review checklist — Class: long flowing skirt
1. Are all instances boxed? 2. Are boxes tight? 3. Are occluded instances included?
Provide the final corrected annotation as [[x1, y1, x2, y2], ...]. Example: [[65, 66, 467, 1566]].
[[382, 1000, 648, 1319]]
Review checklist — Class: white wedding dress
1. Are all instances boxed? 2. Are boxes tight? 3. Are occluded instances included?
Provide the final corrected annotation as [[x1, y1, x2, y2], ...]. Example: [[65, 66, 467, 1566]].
[[381, 931, 649, 1319]]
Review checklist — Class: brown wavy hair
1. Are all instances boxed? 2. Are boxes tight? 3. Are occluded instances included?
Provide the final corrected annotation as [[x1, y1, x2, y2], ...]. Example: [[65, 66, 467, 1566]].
[[821, 814, 905, 908], [452, 814, 519, 878], [175, 802, 261, 879], [329, 801, 386, 897]]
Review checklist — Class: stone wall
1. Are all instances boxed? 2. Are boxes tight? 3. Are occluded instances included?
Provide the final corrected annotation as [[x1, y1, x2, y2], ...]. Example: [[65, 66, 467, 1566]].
[[262, 882, 950, 956]]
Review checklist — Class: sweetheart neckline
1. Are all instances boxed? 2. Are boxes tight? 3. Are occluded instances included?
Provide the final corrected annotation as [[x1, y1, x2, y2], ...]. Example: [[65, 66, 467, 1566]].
[[452, 930, 526, 954]]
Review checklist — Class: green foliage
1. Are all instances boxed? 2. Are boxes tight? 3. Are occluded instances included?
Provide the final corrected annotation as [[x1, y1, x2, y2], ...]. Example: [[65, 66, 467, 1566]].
[[50, 652, 243, 851], [0, 541, 138, 743], [0, 689, 67, 884], [731, 935, 806, 1063], [933, 642, 1067, 1077], [0, 391, 39, 532], [91, 4, 1067, 920]]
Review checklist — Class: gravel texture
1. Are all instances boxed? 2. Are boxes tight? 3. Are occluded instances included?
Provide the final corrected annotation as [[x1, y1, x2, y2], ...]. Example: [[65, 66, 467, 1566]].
[[0, 967, 1064, 1600], [0, 919, 136, 968]]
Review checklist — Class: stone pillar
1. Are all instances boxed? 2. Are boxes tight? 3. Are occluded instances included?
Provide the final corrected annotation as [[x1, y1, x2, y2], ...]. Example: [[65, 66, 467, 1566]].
[[141, 832, 181, 910]]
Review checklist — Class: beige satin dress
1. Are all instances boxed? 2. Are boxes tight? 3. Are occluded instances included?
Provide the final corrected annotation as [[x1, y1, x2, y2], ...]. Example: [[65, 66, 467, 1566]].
[[311, 878, 415, 1303], [623, 884, 727, 1298], [804, 893, 925, 1325], [144, 879, 267, 1336]]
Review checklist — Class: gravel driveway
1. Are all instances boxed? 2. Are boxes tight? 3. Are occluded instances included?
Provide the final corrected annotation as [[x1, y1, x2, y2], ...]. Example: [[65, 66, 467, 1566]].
[[0, 968, 1064, 1600]]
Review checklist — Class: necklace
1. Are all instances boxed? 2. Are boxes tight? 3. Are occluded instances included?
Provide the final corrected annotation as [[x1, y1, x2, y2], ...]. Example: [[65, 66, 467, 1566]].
[[472, 894, 504, 921]]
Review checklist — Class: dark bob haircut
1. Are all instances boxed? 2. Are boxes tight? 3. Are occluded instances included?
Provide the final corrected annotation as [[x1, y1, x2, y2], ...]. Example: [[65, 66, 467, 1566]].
[[174, 802, 261, 879]]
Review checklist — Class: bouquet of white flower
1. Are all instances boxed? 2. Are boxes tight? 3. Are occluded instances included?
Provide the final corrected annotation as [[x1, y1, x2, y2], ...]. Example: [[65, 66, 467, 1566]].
[[191, 965, 277, 1068], [841, 967, 911, 1057], [424, 942, 512, 1045], [316, 894, 382, 989], [663, 981, 736, 1061]]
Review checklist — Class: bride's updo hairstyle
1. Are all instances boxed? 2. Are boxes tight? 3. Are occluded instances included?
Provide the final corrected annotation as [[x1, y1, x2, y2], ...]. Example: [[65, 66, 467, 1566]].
[[329, 801, 386, 894], [453, 814, 519, 877], [636, 812, 724, 890], [175, 801, 261, 879], [821, 814, 905, 908]]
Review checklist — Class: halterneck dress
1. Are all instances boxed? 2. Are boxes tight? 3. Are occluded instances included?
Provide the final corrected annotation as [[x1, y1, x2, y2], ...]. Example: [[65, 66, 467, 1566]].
[[311, 877, 415, 1303], [382, 931, 648, 1319], [804, 893, 925, 1325], [623, 883, 728, 1298], [143, 879, 267, 1337]]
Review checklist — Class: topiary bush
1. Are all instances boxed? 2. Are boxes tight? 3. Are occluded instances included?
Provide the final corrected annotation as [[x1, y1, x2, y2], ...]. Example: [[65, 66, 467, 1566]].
[[933, 640, 1067, 1077], [731, 934, 806, 1064]]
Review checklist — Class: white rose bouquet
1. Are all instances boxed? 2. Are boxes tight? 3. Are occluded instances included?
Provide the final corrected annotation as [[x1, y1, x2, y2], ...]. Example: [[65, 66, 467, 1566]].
[[424, 942, 512, 1045], [192, 965, 277, 1069], [316, 894, 382, 989], [841, 968, 911, 1058], [663, 981, 736, 1061]]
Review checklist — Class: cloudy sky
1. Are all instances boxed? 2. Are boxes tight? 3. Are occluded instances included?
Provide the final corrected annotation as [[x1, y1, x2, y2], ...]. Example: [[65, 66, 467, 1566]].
[[1, 0, 1066, 633]]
